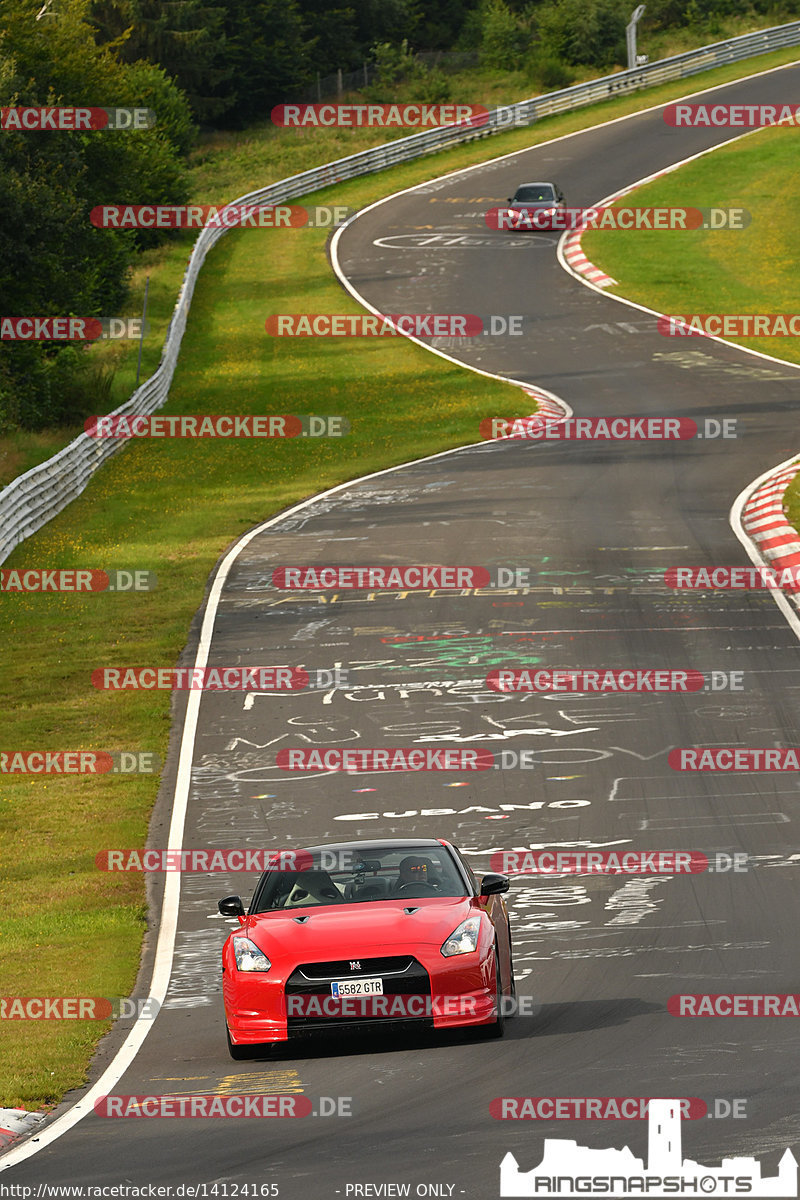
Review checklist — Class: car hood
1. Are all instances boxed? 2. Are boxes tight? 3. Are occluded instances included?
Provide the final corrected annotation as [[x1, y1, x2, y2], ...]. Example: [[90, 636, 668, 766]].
[[244, 896, 476, 958]]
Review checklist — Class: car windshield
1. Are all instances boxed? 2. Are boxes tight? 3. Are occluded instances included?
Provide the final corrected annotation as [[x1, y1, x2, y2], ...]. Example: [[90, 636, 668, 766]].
[[513, 186, 555, 202], [251, 844, 468, 912]]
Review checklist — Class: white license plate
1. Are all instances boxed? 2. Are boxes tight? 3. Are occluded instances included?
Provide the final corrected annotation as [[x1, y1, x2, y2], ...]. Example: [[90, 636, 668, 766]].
[[331, 977, 384, 997]]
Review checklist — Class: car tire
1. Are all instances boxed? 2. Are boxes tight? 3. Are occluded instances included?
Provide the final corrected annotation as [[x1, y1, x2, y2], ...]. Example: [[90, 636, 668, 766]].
[[484, 946, 506, 1039], [507, 925, 517, 1008], [226, 1022, 260, 1060]]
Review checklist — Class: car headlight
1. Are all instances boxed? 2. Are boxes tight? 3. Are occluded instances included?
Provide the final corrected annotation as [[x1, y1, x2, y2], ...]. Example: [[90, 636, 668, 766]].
[[441, 915, 482, 957], [232, 935, 271, 972]]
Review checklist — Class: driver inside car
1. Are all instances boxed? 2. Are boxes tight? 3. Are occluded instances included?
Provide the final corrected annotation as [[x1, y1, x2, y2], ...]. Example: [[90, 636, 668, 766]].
[[391, 855, 439, 896]]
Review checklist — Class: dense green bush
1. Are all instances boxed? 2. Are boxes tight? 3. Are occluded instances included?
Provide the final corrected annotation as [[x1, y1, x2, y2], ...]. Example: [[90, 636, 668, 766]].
[[0, 0, 192, 430]]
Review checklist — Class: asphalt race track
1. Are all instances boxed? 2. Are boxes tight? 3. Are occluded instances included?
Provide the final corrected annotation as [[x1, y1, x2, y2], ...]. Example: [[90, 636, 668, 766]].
[[4, 62, 800, 1198]]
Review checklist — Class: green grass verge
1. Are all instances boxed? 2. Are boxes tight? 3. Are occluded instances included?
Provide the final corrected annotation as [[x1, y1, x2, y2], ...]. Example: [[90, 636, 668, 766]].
[[580, 121, 800, 528], [3, 42, 800, 1110]]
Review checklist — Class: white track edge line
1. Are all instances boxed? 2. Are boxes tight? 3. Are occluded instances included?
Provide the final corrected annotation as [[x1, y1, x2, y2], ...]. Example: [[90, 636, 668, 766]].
[[730, 455, 800, 642]]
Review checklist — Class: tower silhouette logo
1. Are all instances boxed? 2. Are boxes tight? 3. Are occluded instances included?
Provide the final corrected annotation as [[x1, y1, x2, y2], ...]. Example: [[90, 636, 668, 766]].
[[500, 1099, 797, 1197]]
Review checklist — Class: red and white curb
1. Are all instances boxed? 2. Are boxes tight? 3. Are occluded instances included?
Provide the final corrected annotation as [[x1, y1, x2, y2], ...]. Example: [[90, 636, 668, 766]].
[[0, 1110, 44, 1150], [740, 459, 800, 601], [520, 387, 569, 424], [560, 164, 681, 292], [562, 225, 617, 288]]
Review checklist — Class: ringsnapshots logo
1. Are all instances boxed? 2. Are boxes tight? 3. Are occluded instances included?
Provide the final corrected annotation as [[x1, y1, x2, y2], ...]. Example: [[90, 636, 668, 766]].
[[1, 107, 156, 131], [499, 1098, 797, 1197]]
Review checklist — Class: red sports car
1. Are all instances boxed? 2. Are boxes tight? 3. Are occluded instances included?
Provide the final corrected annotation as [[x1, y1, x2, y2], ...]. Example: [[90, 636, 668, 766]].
[[218, 838, 515, 1058]]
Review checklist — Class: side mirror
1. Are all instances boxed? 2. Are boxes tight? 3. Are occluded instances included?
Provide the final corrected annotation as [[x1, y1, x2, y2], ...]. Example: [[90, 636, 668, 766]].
[[507, 198, 514, 204], [218, 895, 245, 917], [480, 873, 509, 897]]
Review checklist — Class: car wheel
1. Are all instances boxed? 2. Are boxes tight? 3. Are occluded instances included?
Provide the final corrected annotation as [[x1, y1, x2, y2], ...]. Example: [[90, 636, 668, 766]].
[[226, 1022, 260, 1061], [507, 925, 517, 1006]]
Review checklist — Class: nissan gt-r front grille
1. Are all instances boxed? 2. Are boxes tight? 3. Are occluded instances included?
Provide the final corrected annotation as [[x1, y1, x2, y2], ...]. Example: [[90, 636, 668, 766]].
[[293, 957, 416, 981], [285, 956, 432, 1033]]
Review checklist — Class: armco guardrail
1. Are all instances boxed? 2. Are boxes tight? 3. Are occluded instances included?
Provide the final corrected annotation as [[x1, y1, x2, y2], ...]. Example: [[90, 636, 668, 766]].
[[2, 20, 799, 564]]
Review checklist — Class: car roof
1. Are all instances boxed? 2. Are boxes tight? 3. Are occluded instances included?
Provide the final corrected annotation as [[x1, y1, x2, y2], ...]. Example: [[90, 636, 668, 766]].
[[516, 181, 556, 187], [301, 838, 451, 854]]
